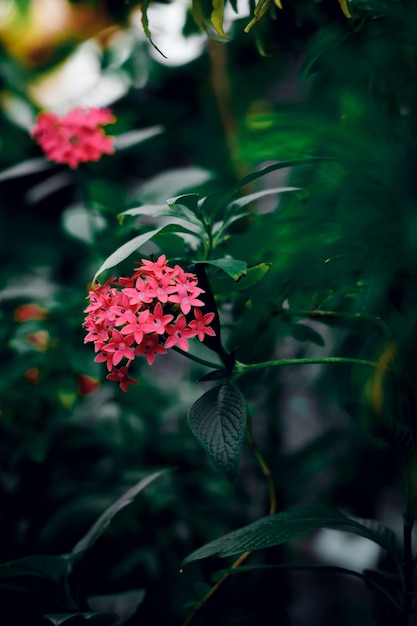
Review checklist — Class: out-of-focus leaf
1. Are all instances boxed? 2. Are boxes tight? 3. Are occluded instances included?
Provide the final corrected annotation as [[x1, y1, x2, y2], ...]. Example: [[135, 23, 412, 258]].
[[44, 613, 118, 625], [289, 323, 326, 347], [113, 126, 164, 150], [71, 469, 169, 556], [0, 158, 52, 181], [62, 206, 107, 245], [227, 186, 301, 211], [88, 589, 146, 624], [132, 168, 212, 204], [0, 555, 68, 584], [188, 382, 247, 482]]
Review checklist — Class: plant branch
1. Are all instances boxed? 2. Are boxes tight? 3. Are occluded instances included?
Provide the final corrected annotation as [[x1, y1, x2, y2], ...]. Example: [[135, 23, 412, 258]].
[[171, 346, 225, 370], [233, 356, 378, 379]]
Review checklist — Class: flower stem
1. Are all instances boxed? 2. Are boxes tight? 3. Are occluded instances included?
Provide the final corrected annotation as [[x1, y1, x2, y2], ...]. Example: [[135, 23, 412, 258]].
[[171, 346, 225, 370], [182, 411, 276, 626], [233, 356, 378, 378]]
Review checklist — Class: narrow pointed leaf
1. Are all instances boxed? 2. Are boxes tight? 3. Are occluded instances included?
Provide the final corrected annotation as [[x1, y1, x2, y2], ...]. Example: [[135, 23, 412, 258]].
[[183, 505, 399, 563], [228, 186, 301, 211], [140, 0, 167, 57], [93, 225, 203, 282], [0, 158, 52, 181], [72, 469, 169, 556], [114, 126, 164, 150], [45, 613, 118, 625], [220, 158, 334, 208], [188, 382, 247, 482], [210, 0, 230, 40]]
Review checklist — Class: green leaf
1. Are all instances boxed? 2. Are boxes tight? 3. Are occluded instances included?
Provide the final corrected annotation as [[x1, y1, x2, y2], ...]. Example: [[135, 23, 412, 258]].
[[197, 258, 248, 281], [113, 126, 164, 150], [44, 613, 118, 625], [167, 193, 201, 213], [0, 158, 52, 181], [119, 203, 203, 228], [140, 0, 167, 57], [183, 505, 399, 563], [209, 263, 271, 294], [289, 323, 325, 347], [188, 382, 247, 482], [93, 225, 203, 282], [210, 0, 230, 39], [218, 158, 334, 209], [71, 469, 169, 557], [227, 186, 301, 211], [132, 168, 211, 204], [0, 555, 68, 584]]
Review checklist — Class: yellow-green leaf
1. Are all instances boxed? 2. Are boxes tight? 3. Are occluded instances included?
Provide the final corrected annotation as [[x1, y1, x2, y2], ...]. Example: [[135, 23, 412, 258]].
[[210, 0, 230, 40], [337, 0, 351, 18]]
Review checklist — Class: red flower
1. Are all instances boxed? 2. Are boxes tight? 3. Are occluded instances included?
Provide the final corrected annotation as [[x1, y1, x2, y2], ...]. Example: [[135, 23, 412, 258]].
[[164, 315, 197, 351], [32, 107, 116, 169], [106, 366, 138, 392], [14, 303, 48, 322]]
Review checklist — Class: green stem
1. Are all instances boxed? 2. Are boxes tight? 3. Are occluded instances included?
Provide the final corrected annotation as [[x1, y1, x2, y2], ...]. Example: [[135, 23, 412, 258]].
[[246, 413, 277, 515], [233, 356, 377, 378], [171, 346, 225, 370]]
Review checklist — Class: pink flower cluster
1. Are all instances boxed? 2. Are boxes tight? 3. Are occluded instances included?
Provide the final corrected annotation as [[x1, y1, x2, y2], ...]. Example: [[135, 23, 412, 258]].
[[83, 255, 216, 391], [32, 107, 115, 169]]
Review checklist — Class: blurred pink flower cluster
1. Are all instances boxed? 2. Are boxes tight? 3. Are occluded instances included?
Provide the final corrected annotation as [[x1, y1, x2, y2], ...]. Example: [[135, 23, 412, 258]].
[[83, 255, 216, 391], [32, 107, 115, 169]]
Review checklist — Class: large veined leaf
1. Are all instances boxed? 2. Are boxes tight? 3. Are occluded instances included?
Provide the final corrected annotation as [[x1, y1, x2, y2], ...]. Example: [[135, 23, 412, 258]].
[[188, 382, 247, 482], [93, 225, 203, 282], [183, 505, 399, 563], [71, 469, 169, 557]]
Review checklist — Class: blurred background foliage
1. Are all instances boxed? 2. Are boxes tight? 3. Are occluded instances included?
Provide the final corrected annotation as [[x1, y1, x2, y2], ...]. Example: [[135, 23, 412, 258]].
[[1, 0, 417, 624]]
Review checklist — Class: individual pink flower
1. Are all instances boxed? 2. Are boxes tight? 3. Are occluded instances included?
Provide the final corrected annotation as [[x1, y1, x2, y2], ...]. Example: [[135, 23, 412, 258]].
[[106, 366, 138, 392], [139, 254, 173, 278], [164, 315, 197, 351], [135, 334, 166, 365], [101, 329, 135, 366], [120, 309, 150, 345], [143, 302, 173, 335], [189, 309, 216, 341], [32, 107, 116, 169], [169, 285, 205, 315]]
